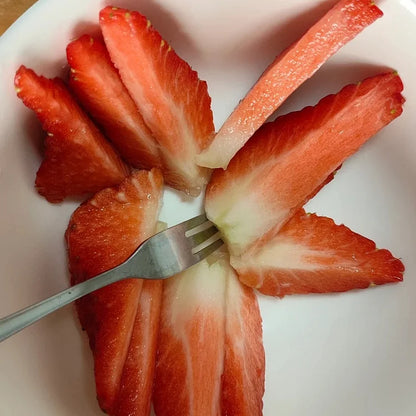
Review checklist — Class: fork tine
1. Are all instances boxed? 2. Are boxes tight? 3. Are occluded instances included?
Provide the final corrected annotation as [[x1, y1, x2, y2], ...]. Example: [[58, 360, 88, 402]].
[[128, 214, 223, 279], [187, 225, 219, 246], [193, 238, 224, 262], [182, 213, 208, 231]]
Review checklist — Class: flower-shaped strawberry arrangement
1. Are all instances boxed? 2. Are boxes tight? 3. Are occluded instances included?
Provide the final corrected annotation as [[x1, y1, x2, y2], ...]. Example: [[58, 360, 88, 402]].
[[14, 1, 405, 415]]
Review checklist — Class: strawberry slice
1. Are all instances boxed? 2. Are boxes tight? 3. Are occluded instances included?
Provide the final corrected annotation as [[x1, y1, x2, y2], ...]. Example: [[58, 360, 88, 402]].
[[153, 252, 265, 416], [99, 6, 214, 196], [66, 35, 163, 171], [153, 256, 227, 415], [66, 169, 163, 414], [114, 280, 163, 416], [232, 209, 404, 297], [222, 268, 265, 416], [205, 72, 404, 257], [197, 0, 383, 169], [15, 65, 129, 203]]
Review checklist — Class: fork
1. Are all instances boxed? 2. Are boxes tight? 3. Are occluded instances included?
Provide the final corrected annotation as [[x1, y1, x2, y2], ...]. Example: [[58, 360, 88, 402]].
[[0, 213, 223, 343]]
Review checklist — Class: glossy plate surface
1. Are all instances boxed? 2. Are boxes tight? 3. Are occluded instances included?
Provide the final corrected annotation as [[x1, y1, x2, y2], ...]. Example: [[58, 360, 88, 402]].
[[0, 0, 415, 414]]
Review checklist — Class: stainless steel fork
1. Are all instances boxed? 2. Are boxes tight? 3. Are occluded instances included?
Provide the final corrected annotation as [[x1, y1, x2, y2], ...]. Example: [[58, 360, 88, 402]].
[[0, 213, 223, 342]]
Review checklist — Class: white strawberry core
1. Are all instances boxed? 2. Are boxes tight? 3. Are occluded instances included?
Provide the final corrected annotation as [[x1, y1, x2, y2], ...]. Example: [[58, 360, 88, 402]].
[[167, 258, 227, 327], [232, 238, 325, 271], [207, 184, 289, 256]]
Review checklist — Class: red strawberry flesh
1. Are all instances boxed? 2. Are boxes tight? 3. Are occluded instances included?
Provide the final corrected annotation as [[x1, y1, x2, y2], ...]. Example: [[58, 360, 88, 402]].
[[66, 169, 163, 414], [197, 0, 383, 169], [205, 72, 405, 257], [15, 65, 129, 202], [221, 267, 265, 416], [232, 209, 404, 297], [99, 6, 215, 196], [66, 35, 163, 171], [114, 280, 163, 416]]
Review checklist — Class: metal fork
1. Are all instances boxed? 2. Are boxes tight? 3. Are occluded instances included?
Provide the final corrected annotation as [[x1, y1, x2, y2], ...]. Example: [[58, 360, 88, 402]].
[[0, 213, 223, 342]]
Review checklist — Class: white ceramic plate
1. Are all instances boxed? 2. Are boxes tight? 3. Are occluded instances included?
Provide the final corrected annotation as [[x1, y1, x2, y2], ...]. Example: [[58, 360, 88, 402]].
[[1, 0, 415, 414]]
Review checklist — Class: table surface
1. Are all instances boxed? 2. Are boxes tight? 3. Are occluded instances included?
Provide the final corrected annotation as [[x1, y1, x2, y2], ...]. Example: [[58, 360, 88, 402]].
[[0, 0, 37, 35]]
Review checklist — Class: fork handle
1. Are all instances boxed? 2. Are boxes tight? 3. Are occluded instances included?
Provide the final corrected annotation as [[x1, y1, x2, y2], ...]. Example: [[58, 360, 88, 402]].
[[0, 265, 130, 342]]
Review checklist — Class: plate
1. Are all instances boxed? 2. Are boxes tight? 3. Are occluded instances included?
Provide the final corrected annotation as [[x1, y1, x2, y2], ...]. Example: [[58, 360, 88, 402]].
[[1, 0, 415, 415]]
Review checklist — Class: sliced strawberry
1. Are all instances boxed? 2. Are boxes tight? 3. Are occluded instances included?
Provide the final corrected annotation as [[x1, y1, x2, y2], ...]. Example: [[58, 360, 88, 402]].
[[197, 0, 383, 169], [15, 65, 129, 203], [66, 169, 163, 414], [114, 280, 163, 416], [232, 209, 404, 297], [66, 35, 163, 171], [205, 72, 404, 257], [153, 252, 265, 416], [99, 6, 214, 196], [221, 268, 265, 416], [153, 256, 227, 415]]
